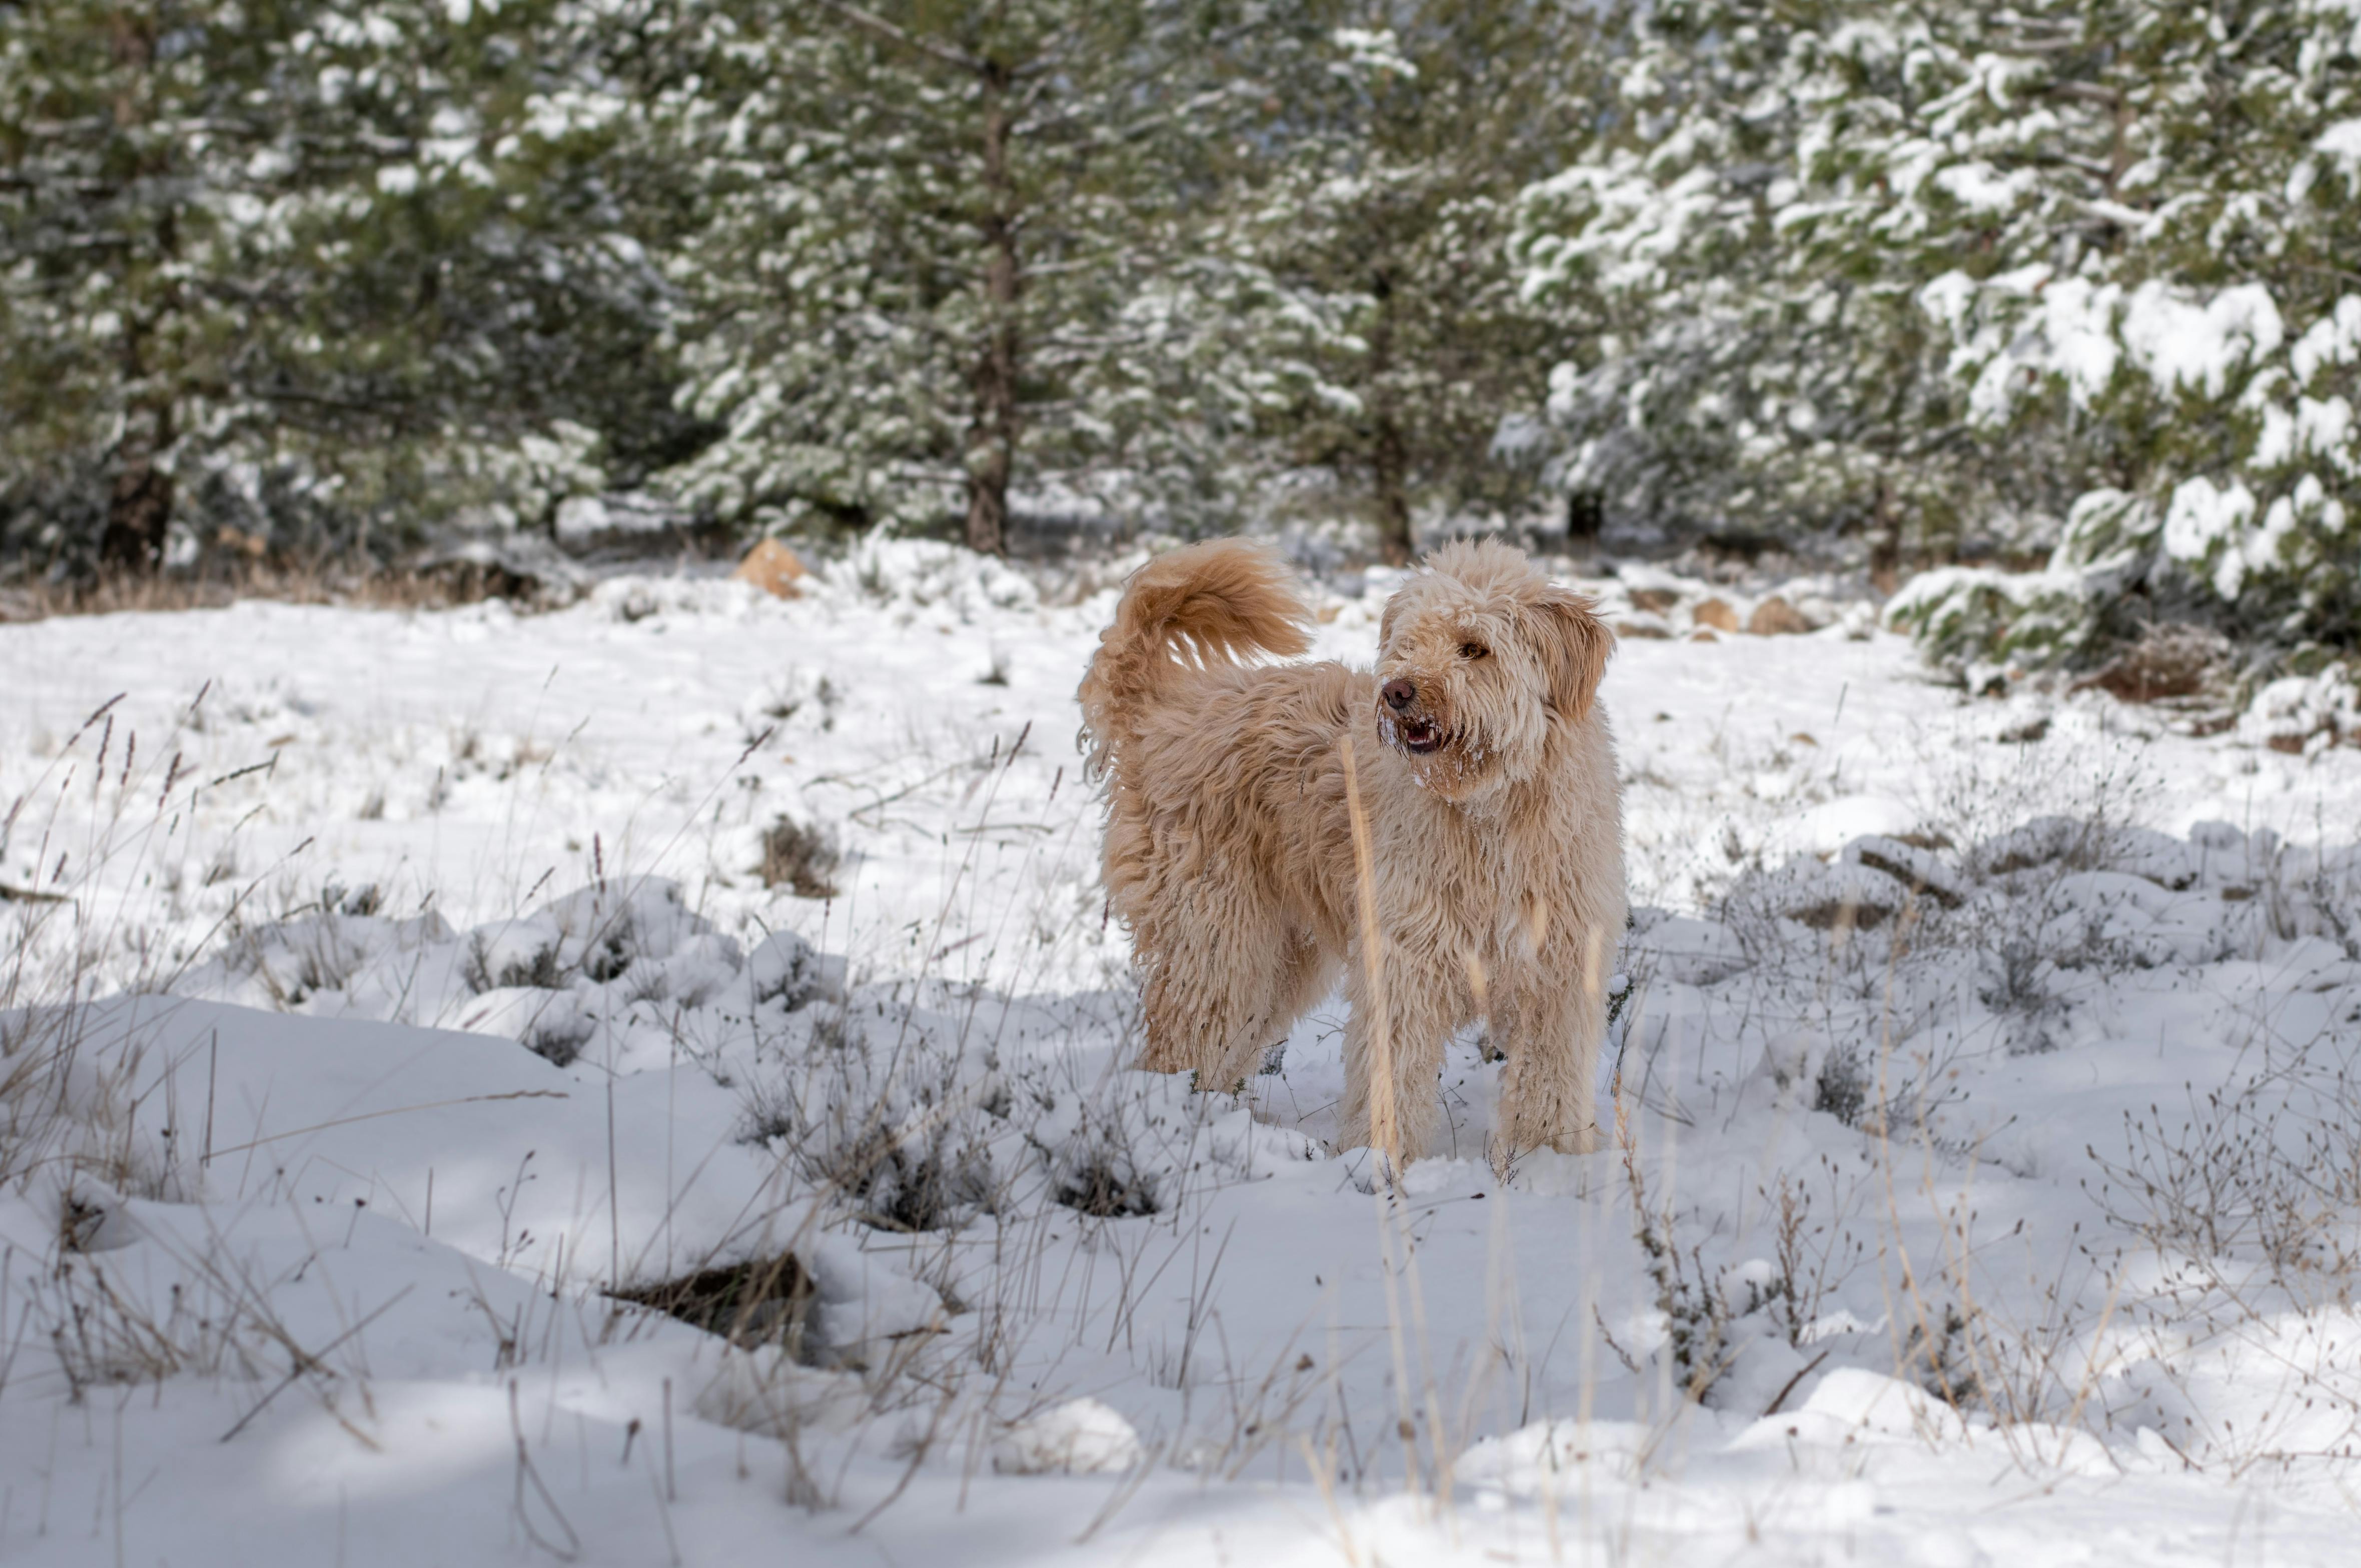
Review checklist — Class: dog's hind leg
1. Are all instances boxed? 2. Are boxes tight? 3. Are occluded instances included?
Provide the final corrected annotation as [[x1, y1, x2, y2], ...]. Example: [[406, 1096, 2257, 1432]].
[[1134, 892, 1305, 1091], [1252, 934, 1339, 1075]]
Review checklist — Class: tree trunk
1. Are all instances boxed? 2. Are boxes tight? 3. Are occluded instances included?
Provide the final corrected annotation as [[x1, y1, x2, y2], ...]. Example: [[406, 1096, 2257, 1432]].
[[1368, 267, 1412, 565], [101, 405, 175, 574], [1564, 489, 1603, 550], [98, 9, 174, 576], [103, 296, 175, 574], [1372, 412, 1411, 567], [965, 59, 1020, 558], [1867, 478, 1901, 597]]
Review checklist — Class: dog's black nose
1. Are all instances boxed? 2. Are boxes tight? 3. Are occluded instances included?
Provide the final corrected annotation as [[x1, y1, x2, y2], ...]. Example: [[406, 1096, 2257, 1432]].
[[1382, 679, 1415, 711]]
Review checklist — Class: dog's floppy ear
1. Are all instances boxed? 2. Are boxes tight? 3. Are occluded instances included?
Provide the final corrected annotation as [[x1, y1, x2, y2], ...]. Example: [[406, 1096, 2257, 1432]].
[[1528, 588, 1615, 720]]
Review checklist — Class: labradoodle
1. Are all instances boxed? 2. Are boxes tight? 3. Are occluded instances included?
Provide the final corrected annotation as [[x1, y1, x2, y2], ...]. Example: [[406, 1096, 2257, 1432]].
[[1079, 537, 1625, 1162]]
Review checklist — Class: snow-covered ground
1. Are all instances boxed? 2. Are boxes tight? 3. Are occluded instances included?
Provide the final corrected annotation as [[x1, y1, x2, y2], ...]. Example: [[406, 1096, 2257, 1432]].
[[5, 542, 2361, 1565]]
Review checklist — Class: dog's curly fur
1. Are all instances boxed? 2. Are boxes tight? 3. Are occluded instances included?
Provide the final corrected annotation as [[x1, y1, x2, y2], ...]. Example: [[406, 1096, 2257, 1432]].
[[1079, 537, 1625, 1162]]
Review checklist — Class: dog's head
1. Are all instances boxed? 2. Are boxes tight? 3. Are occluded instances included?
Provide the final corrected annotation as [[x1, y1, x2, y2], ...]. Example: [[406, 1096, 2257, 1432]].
[[1373, 540, 1613, 801]]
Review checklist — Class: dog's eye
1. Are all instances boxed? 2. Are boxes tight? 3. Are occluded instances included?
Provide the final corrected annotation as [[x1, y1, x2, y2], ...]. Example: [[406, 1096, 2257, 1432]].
[[1459, 643, 1488, 661]]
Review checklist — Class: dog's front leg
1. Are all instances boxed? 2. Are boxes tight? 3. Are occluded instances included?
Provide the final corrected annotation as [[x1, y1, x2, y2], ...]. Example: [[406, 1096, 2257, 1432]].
[[1336, 942, 1459, 1164], [1491, 944, 1608, 1158]]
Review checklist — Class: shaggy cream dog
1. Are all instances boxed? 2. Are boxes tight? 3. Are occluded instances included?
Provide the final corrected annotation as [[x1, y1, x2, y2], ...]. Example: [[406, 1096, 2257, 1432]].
[[1079, 538, 1625, 1163]]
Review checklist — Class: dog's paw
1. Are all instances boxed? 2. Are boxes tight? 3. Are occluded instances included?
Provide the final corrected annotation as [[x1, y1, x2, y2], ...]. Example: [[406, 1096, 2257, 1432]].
[[1495, 1116, 1603, 1160], [1135, 1039, 1195, 1075], [1549, 1122, 1603, 1156]]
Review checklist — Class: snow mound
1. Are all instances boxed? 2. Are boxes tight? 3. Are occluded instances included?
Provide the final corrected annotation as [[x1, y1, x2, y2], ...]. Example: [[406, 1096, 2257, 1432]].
[[992, 1398, 1144, 1474]]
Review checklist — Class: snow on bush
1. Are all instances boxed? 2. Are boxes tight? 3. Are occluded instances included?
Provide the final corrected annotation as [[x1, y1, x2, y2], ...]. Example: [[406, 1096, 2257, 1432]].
[[1515, 7, 2361, 691]]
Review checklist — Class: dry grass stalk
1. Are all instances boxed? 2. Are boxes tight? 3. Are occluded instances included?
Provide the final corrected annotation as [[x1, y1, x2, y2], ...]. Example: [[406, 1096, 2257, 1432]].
[[1337, 735, 1398, 1174]]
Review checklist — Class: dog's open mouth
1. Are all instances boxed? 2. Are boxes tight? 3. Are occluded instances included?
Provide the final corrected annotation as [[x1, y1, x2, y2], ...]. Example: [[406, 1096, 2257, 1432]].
[[1395, 717, 1446, 755]]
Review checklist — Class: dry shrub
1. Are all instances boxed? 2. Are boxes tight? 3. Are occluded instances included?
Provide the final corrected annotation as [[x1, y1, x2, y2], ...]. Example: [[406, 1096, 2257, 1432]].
[[760, 818, 842, 899], [2086, 1059, 2361, 1290], [2072, 623, 2229, 705], [1054, 1156, 1161, 1219]]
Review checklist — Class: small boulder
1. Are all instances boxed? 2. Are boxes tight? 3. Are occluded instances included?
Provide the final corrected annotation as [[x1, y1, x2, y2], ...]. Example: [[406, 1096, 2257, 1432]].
[[1747, 596, 1813, 636], [1628, 586, 1681, 614], [1693, 598, 1739, 632], [734, 539, 809, 599]]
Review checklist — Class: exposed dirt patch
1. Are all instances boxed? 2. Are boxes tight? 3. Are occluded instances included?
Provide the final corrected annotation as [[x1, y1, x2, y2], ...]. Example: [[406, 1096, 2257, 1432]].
[[611, 1254, 817, 1351]]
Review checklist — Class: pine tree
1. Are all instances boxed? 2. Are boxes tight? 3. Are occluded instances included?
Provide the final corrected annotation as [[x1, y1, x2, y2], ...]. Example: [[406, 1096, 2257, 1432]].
[[1236, 5, 1601, 564], [1514, 0, 2361, 670], [1514, 1, 1982, 567], [641, 0, 1292, 553], [1864, 2, 2361, 670], [1, 2, 260, 570], [0, 1, 672, 574]]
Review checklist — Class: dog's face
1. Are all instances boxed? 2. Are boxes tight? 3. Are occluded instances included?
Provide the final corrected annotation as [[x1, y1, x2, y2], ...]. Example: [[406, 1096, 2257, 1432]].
[[1373, 541, 1614, 802]]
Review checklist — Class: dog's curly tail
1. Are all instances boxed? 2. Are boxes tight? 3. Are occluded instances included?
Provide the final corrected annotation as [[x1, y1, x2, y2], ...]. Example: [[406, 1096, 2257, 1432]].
[[1078, 538, 1313, 777]]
